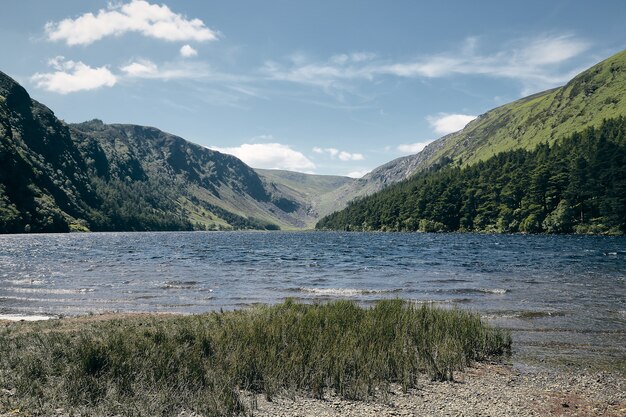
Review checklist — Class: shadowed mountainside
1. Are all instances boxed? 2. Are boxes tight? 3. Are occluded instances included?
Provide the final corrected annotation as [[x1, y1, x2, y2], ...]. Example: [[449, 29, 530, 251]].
[[0, 71, 351, 232]]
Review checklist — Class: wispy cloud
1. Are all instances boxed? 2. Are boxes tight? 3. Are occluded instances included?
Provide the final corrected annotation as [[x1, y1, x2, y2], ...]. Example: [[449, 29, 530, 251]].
[[261, 34, 590, 94], [211, 140, 316, 171], [427, 113, 477, 135], [32, 57, 215, 93], [118, 59, 257, 87], [312, 147, 364, 161], [31, 32, 591, 101], [31, 56, 116, 94], [45, 0, 218, 46], [119, 59, 212, 80], [120, 59, 158, 77]]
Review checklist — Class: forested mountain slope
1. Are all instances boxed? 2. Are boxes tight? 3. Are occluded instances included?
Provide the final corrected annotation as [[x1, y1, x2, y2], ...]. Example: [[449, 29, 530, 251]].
[[317, 118, 626, 234], [0, 71, 101, 232], [325, 50, 626, 214]]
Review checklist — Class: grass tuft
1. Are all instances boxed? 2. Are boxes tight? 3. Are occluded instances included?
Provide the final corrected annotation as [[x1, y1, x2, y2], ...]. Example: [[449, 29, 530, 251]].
[[0, 300, 510, 416]]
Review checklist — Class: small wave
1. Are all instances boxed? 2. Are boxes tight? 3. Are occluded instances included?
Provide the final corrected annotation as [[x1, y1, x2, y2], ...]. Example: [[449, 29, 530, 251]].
[[408, 298, 472, 305], [483, 310, 565, 320], [133, 295, 159, 300], [517, 311, 565, 319], [480, 288, 507, 294], [424, 278, 470, 283], [161, 280, 198, 289], [297, 287, 402, 297], [6, 287, 94, 295], [440, 288, 508, 295], [4, 279, 46, 286]]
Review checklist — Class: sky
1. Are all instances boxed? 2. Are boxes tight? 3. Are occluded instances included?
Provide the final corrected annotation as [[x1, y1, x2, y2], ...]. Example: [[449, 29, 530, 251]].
[[1, 1, 625, 177]]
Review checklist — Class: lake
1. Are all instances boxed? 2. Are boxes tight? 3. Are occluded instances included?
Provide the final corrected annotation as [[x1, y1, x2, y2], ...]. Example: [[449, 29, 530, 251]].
[[1, 231, 624, 365]]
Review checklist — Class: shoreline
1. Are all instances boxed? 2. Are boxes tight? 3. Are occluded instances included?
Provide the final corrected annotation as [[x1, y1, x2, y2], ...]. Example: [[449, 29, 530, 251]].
[[1, 311, 625, 416], [3, 310, 624, 374]]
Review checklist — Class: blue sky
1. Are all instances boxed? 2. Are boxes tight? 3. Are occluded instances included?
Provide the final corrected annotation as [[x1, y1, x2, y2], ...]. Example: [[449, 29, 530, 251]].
[[1, 1, 625, 176]]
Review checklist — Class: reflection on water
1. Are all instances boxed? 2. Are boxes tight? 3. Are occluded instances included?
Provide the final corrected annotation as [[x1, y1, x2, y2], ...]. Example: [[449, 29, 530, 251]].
[[1, 231, 625, 362]]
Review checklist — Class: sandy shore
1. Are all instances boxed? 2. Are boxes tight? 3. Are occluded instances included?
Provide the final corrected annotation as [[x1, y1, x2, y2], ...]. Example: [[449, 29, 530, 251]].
[[247, 363, 625, 417]]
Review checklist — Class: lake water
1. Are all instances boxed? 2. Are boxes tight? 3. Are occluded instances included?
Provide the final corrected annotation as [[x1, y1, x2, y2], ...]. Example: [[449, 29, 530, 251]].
[[1, 231, 624, 365]]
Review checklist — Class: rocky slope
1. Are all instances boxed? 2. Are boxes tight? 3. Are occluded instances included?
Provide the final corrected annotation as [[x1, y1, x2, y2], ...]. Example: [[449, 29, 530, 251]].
[[255, 169, 355, 222]]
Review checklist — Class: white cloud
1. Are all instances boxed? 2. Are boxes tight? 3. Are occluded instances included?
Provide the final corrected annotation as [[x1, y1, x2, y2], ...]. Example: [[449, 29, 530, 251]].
[[427, 113, 477, 135], [346, 170, 370, 179], [262, 34, 590, 94], [180, 44, 198, 58], [45, 0, 218, 46], [397, 141, 432, 154], [339, 151, 364, 161], [211, 142, 316, 172], [313, 147, 364, 161], [119, 59, 221, 81], [31, 56, 116, 94]]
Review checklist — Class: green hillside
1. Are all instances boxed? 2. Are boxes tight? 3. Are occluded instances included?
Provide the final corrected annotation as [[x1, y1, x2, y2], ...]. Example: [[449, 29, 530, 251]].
[[69, 120, 292, 231], [420, 49, 626, 168], [323, 50, 626, 216], [317, 118, 626, 234]]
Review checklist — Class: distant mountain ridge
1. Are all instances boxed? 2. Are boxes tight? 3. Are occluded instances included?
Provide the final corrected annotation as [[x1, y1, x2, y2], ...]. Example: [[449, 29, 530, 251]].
[[0, 71, 350, 233]]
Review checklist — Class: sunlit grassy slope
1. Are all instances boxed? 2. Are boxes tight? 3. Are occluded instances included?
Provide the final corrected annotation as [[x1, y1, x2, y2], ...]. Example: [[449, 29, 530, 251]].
[[426, 49, 626, 167]]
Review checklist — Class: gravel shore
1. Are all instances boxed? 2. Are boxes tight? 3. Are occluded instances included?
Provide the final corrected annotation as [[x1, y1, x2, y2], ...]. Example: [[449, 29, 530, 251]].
[[249, 363, 625, 417]]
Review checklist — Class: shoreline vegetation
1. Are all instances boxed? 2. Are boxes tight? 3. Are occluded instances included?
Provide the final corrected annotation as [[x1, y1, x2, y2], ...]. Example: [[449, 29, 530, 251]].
[[0, 300, 511, 416]]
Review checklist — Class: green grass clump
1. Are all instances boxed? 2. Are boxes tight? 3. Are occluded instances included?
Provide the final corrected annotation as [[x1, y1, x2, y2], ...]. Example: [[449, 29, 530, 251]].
[[0, 300, 510, 416]]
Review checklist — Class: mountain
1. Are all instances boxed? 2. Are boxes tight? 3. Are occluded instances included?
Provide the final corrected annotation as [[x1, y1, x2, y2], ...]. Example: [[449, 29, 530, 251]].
[[0, 70, 350, 233], [255, 169, 355, 223], [0, 71, 100, 233], [326, 49, 626, 213], [3, 49, 624, 233], [317, 50, 626, 234]]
